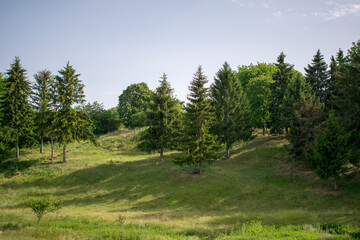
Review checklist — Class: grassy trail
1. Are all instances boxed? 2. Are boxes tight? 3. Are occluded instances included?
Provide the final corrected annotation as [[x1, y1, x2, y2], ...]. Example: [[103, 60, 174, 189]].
[[0, 130, 359, 239]]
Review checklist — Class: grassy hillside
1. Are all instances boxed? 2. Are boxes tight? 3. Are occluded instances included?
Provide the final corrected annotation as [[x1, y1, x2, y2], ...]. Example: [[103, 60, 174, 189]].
[[0, 130, 359, 239]]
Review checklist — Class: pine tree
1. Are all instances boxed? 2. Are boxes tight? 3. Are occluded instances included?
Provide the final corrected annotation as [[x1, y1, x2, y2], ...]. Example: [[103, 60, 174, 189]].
[[309, 111, 352, 191], [304, 49, 329, 102], [0, 57, 34, 158], [211, 62, 252, 158], [31, 70, 55, 153], [269, 52, 293, 134], [326, 49, 346, 111], [334, 41, 360, 164], [281, 71, 309, 134], [0, 72, 6, 122], [287, 90, 324, 160], [179, 66, 219, 174], [53, 62, 94, 162], [138, 73, 182, 161]]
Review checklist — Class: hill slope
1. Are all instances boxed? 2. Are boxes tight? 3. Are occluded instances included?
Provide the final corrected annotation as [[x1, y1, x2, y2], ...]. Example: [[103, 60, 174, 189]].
[[0, 130, 359, 239]]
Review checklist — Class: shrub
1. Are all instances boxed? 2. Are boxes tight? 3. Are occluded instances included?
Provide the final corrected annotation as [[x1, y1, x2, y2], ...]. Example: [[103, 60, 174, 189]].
[[29, 195, 56, 225]]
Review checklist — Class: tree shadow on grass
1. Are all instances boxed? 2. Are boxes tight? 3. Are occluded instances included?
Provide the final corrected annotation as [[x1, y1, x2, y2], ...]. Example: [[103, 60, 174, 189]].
[[1, 138, 287, 218], [0, 157, 41, 178]]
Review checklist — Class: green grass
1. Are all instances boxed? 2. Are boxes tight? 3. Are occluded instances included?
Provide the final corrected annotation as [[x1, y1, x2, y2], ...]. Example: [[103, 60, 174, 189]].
[[0, 130, 359, 239]]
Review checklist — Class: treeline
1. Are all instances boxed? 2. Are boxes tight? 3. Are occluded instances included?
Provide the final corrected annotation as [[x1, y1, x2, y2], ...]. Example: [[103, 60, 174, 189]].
[[1, 40, 359, 190], [118, 40, 360, 189], [0, 59, 100, 162]]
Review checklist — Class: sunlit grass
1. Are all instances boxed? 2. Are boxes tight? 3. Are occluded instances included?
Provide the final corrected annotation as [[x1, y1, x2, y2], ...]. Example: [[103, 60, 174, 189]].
[[0, 130, 359, 239]]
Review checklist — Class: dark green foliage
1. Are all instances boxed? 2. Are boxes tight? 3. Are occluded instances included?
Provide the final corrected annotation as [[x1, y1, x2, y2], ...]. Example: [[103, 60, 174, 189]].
[[78, 101, 120, 135], [138, 73, 182, 161], [332, 41, 360, 165], [304, 49, 329, 102], [31, 69, 55, 153], [287, 91, 324, 160], [0, 72, 5, 120], [53, 62, 94, 162], [325, 50, 346, 111], [118, 83, 153, 128], [309, 112, 352, 191], [0, 57, 34, 158], [282, 71, 312, 134], [178, 66, 219, 173], [211, 62, 252, 158], [269, 52, 293, 134], [0, 126, 17, 153]]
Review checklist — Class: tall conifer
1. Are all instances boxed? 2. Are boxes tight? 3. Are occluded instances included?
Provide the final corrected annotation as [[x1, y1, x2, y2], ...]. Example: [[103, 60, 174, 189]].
[[53, 62, 94, 162], [269, 52, 293, 134], [0, 57, 34, 158], [138, 73, 182, 161], [304, 49, 329, 102], [31, 70, 55, 153], [334, 41, 360, 163], [180, 66, 219, 174], [211, 62, 252, 158]]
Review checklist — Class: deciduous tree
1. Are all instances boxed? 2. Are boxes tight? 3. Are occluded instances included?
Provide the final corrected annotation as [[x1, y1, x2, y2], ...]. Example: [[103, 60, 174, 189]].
[[245, 75, 272, 135], [118, 83, 153, 129]]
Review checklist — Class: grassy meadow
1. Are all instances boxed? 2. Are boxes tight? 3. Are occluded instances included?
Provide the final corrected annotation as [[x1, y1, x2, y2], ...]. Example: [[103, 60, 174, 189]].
[[0, 130, 359, 239]]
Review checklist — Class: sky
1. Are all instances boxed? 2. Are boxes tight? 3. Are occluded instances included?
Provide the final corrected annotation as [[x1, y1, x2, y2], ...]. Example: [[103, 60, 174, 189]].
[[0, 0, 359, 108]]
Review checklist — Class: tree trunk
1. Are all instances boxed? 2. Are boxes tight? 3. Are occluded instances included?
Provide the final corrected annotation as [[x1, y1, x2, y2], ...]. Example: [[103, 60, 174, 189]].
[[333, 174, 337, 191], [16, 143, 19, 159], [263, 125, 266, 136], [51, 137, 54, 164], [285, 127, 289, 134], [37, 215, 42, 226], [40, 136, 43, 153], [160, 147, 164, 161], [225, 143, 230, 159], [63, 145, 66, 162], [199, 160, 203, 174]]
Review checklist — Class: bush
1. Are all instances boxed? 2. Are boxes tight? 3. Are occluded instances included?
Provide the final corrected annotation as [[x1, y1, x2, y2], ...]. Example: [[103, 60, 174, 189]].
[[29, 195, 57, 225]]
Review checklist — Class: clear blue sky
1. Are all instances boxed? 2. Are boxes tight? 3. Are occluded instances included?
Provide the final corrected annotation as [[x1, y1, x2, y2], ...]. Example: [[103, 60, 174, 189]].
[[1, 0, 359, 108]]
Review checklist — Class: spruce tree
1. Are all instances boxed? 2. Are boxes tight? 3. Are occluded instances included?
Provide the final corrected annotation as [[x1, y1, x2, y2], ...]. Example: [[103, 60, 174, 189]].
[[31, 70, 55, 153], [281, 71, 309, 133], [211, 62, 252, 158], [269, 52, 293, 134], [287, 88, 324, 160], [53, 62, 94, 162], [309, 112, 352, 191], [326, 49, 346, 111], [0, 73, 5, 121], [0, 57, 34, 158], [180, 66, 219, 174], [138, 73, 182, 161], [304, 49, 329, 102], [334, 41, 360, 164]]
